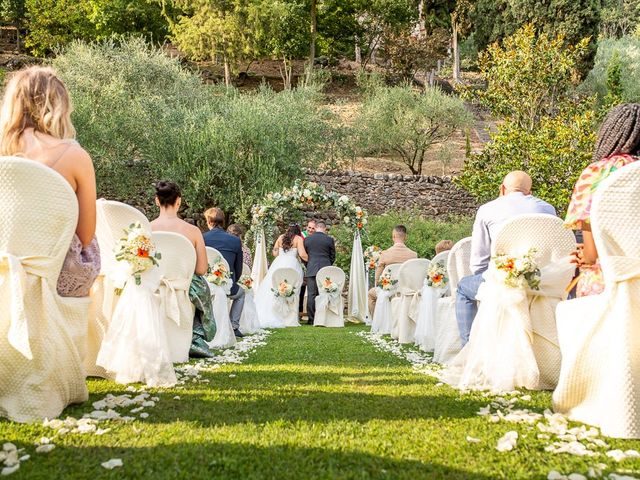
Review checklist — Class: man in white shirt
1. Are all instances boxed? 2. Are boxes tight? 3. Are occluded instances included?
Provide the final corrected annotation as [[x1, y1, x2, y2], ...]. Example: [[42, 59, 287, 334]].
[[456, 171, 556, 345]]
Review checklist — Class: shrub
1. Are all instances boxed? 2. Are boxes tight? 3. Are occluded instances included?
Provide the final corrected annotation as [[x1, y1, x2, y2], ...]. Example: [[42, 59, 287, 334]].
[[355, 85, 473, 175], [52, 37, 337, 220], [331, 211, 473, 274], [581, 36, 640, 104]]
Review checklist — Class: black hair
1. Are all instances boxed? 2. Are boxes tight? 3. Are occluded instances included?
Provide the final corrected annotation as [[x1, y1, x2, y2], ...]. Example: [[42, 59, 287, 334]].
[[282, 224, 302, 252], [593, 103, 640, 162], [155, 181, 181, 207]]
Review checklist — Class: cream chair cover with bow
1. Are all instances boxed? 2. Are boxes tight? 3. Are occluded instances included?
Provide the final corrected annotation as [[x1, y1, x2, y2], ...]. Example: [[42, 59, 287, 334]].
[[394, 259, 431, 344], [272, 267, 302, 327], [443, 215, 575, 392], [204, 246, 236, 348], [370, 263, 401, 335], [153, 232, 196, 363], [314, 266, 346, 328], [88, 199, 150, 377], [415, 250, 450, 352], [553, 162, 640, 438], [433, 237, 471, 364], [0, 157, 90, 422], [239, 263, 259, 334]]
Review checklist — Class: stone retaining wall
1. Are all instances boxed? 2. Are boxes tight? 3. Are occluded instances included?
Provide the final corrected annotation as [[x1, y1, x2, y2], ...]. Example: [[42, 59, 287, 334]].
[[306, 170, 478, 217]]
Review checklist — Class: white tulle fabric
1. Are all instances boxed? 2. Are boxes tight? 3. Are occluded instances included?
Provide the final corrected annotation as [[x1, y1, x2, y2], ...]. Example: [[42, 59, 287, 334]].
[[348, 232, 368, 323], [433, 238, 472, 364], [207, 283, 237, 349], [251, 230, 269, 291], [88, 200, 150, 378], [0, 158, 89, 422], [396, 259, 431, 344], [255, 249, 303, 328], [97, 266, 177, 387], [314, 266, 346, 328], [442, 258, 574, 392], [240, 289, 260, 334], [415, 285, 445, 352], [370, 264, 401, 335], [553, 162, 640, 439]]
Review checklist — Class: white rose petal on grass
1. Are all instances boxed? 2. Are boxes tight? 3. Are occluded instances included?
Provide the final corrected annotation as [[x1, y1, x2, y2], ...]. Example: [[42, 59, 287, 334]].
[[496, 431, 518, 452], [1, 465, 19, 476], [173, 396, 181, 400], [35, 444, 55, 454], [101, 459, 123, 470], [609, 475, 640, 480], [2, 444, 16, 453], [466, 436, 481, 443], [548, 471, 567, 480], [139, 413, 149, 419], [568, 474, 587, 480]]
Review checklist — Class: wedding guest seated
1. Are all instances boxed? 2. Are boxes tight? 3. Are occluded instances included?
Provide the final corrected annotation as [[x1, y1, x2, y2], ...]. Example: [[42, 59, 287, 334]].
[[0, 66, 100, 297], [367, 225, 417, 315], [435, 240, 454, 255], [456, 171, 556, 345], [565, 103, 640, 297], [204, 208, 245, 338], [150, 181, 216, 357], [228, 223, 252, 268]]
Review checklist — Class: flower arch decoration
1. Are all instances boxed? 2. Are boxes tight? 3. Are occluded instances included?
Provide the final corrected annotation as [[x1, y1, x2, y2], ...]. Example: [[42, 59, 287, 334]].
[[249, 180, 370, 324], [251, 180, 368, 237]]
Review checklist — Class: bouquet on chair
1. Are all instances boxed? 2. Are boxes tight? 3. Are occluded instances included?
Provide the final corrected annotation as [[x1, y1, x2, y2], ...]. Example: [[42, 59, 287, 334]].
[[114, 222, 161, 286], [206, 259, 231, 287], [272, 279, 295, 298], [378, 271, 398, 292], [492, 248, 541, 290], [237, 274, 253, 290], [426, 262, 448, 288], [364, 245, 382, 270], [321, 277, 340, 294]]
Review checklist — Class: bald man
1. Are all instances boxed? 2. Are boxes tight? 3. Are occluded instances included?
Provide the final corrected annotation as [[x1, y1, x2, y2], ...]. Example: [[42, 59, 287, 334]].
[[456, 171, 556, 345]]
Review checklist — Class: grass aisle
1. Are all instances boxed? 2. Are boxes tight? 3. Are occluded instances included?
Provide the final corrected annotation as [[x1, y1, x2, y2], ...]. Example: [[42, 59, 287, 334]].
[[2, 324, 640, 479]]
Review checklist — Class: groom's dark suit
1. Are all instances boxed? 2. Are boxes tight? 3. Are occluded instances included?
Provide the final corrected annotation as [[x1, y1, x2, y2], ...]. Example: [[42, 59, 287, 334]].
[[303, 231, 336, 324]]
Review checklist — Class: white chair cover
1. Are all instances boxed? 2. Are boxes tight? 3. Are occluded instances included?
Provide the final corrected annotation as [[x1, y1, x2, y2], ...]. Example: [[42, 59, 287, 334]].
[[88, 199, 150, 377], [271, 267, 302, 327], [415, 250, 450, 352], [370, 264, 401, 335], [443, 214, 575, 392], [239, 289, 260, 334], [434, 237, 472, 364], [206, 246, 229, 270], [314, 266, 346, 328], [553, 162, 640, 438], [242, 263, 251, 276], [153, 232, 196, 363], [0, 157, 89, 422], [395, 259, 431, 344], [207, 282, 237, 349]]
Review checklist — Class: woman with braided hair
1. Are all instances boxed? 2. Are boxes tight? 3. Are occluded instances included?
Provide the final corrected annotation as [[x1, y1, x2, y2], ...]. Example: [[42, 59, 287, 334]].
[[565, 103, 640, 296]]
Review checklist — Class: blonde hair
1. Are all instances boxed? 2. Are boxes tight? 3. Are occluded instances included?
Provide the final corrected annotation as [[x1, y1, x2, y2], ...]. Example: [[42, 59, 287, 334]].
[[435, 240, 454, 254], [0, 66, 76, 156]]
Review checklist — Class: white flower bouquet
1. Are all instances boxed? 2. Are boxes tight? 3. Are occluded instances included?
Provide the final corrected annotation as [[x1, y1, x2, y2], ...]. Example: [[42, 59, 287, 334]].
[[237, 274, 253, 290], [492, 248, 541, 290], [378, 271, 398, 291], [114, 222, 161, 286], [364, 245, 382, 270], [427, 262, 448, 288], [272, 279, 295, 298], [206, 259, 231, 287]]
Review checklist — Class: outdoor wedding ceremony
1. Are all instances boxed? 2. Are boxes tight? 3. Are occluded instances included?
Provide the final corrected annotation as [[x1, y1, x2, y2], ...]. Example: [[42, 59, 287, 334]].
[[1, 0, 640, 479]]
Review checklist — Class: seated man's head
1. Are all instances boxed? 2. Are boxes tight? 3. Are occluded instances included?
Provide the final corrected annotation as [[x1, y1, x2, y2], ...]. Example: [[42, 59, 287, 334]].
[[392, 225, 408, 244], [315, 220, 327, 232], [435, 239, 453, 254], [500, 171, 532, 197], [204, 207, 225, 230], [227, 223, 245, 240], [155, 181, 181, 210]]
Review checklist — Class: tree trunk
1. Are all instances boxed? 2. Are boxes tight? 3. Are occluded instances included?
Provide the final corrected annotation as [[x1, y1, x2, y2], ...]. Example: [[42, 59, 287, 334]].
[[307, 0, 317, 82], [223, 56, 232, 88], [452, 20, 461, 82], [355, 36, 362, 64]]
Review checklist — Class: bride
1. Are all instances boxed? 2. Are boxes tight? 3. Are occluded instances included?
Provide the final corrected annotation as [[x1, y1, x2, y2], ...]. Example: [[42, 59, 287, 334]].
[[255, 224, 308, 328]]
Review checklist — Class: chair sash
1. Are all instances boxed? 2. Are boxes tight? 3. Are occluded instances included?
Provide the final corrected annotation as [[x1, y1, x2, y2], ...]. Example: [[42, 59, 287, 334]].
[[158, 277, 191, 326], [371, 287, 395, 335], [415, 285, 444, 351], [402, 288, 422, 323], [0, 252, 56, 360], [317, 290, 342, 316], [274, 293, 297, 316]]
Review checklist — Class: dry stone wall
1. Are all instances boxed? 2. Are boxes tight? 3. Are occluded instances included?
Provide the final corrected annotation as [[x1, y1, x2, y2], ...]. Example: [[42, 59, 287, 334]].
[[306, 170, 478, 218]]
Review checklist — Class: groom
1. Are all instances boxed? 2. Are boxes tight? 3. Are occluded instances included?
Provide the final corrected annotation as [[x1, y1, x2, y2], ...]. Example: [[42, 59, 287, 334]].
[[303, 221, 336, 325]]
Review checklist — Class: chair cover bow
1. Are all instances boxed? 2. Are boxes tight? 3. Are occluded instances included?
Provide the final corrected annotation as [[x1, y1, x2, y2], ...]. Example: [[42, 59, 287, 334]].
[[159, 277, 191, 326], [0, 252, 52, 359], [274, 294, 297, 316], [403, 289, 422, 323], [317, 290, 342, 316]]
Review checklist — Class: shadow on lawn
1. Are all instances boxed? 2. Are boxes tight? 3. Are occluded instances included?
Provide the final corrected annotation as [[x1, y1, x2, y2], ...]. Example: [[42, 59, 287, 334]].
[[18, 440, 498, 480]]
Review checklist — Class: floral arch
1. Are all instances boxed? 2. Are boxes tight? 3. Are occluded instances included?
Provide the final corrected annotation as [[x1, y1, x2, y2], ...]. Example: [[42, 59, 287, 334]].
[[249, 181, 369, 323]]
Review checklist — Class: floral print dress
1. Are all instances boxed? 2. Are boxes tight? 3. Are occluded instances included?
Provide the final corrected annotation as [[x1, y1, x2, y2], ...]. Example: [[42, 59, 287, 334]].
[[564, 154, 638, 297]]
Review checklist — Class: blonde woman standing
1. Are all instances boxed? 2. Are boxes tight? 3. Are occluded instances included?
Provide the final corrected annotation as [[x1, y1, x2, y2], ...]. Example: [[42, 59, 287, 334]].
[[0, 66, 100, 297]]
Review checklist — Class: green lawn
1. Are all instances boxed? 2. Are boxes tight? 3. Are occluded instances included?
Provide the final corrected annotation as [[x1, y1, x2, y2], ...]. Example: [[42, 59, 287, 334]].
[[1, 325, 640, 479]]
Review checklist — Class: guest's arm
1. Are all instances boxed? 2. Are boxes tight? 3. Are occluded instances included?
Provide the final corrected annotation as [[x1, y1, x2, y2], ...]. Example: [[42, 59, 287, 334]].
[[579, 226, 598, 265], [193, 230, 209, 276], [469, 208, 490, 275], [296, 236, 309, 262], [272, 235, 282, 257], [375, 252, 387, 282], [72, 147, 97, 246]]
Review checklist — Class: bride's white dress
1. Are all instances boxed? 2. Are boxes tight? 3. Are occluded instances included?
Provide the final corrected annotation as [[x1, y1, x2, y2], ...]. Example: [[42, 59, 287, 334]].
[[96, 265, 177, 387], [255, 247, 304, 328]]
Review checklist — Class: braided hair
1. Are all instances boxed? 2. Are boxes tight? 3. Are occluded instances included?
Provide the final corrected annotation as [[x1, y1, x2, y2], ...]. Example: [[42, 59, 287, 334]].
[[593, 103, 640, 162]]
